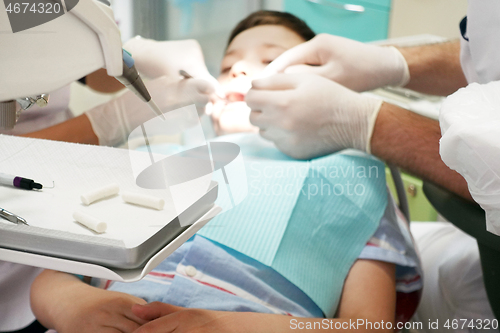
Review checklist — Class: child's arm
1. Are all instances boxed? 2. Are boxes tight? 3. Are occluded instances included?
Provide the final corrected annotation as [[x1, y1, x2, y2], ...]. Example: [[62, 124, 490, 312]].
[[130, 259, 395, 333], [336, 259, 396, 327], [31, 270, 148, 333]]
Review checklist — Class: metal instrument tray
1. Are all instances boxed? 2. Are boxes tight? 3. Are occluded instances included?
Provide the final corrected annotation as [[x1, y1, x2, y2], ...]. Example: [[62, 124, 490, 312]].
[[0, 183, 217, 269]]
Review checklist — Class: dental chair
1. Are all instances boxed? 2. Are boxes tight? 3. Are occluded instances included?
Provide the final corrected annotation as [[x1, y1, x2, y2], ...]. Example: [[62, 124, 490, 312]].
[[422, 181, 500, 320]]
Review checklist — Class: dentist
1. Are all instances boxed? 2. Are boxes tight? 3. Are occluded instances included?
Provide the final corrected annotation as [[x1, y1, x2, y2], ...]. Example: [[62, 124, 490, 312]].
[[246, 1, 499, 327]]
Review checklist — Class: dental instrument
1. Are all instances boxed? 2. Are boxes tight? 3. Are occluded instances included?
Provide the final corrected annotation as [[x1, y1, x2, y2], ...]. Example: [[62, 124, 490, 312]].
[[0, 172, 43, 190], [122, 192, 165, 210], [179, 70, 226, 102], [73, 211, 107, 233], [0, 207, 28, 226], [81, 183, 120, 206]]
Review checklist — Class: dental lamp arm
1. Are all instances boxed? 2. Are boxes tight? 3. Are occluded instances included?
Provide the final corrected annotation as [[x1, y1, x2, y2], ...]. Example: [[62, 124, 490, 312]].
[[70, 0, 123, 77], [1, 0, 159, 129], [67, 0, 155, 103]]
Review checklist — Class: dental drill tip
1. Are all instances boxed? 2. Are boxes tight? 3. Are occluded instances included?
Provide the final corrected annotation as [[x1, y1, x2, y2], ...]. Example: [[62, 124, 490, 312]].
[[147, 100, 165, 121], [179, 70, 227, 100], [18, 216, 29, 226]]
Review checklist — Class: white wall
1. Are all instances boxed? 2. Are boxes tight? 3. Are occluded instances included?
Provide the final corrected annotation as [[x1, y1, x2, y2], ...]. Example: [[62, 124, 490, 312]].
[[262, 0, 467, 40], [110, 0, 134, 42], [263, 0, 283, 11], [389, 0, 468, 39], [163, 0, 260, 75]]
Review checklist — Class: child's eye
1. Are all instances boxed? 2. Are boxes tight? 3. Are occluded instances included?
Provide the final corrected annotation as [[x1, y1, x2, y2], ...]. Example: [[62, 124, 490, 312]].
[[262, 60, 273, 65], [221, 67, 231, 74]]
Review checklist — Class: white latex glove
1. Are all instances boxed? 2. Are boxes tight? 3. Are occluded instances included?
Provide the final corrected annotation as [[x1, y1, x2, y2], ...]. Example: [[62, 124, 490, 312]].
[[211, 101, 258, 136], [123, 37, 222, 96], [86, 76, 213, 147], [246, 73, 382, 159], [263, 34, 410, 92]]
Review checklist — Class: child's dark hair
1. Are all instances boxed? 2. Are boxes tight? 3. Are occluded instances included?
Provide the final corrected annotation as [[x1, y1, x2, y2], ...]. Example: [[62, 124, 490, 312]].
[[227, 10, 316, 47]]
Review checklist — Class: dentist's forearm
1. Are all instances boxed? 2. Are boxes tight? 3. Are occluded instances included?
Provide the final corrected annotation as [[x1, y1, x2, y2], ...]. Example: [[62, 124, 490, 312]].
[[21, 114, 99, 145], [398, 41, 467, 96], [370, 102, 473, 201], [86, 68, 126, 93]]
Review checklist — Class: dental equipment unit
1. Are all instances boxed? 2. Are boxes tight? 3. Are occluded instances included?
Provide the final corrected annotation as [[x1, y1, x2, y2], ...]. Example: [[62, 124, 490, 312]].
[[0, 0, 161, 130]]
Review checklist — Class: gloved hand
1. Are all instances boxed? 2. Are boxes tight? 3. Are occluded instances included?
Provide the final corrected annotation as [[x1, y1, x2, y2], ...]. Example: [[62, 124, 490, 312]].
[[211, 101, 259, 136], [123, 37, 222, 96], [263, 34, 410, 92], [246, 73, 382, 159], [86, 76, 213, 147]]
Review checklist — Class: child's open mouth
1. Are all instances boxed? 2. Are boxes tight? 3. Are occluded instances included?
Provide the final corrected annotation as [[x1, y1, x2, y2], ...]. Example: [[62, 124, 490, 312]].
[[225, 92, 246, 103]]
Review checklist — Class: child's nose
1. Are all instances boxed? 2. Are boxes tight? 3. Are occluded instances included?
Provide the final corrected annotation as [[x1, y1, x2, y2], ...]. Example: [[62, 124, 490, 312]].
[[230, 61, 251, 78]]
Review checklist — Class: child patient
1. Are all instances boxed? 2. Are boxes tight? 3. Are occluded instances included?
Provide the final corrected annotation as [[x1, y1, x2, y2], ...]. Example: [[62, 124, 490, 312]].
[[211, 10, 314, 135], [31, 11, 422, 333]]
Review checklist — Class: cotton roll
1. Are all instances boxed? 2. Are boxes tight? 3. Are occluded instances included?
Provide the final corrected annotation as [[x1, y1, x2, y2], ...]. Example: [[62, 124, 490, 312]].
[[122, 192, 165, 210], [73, 211, 107, 233], [81, 183, 119, 205]]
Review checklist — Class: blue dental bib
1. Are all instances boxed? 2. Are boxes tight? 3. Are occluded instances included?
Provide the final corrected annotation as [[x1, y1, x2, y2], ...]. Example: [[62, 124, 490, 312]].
[[197, 134, 388, 316]]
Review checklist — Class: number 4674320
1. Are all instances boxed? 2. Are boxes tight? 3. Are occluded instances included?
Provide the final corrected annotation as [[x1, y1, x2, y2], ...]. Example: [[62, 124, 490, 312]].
[[6, 2, 61, 14]]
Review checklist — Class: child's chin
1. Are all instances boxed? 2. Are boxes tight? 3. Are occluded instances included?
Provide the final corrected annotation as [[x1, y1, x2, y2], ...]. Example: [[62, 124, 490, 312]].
[[222, 101, 250, 112]]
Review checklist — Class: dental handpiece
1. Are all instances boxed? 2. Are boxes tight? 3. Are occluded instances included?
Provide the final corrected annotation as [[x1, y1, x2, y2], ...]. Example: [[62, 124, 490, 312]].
[[116, 50, 165, 120]]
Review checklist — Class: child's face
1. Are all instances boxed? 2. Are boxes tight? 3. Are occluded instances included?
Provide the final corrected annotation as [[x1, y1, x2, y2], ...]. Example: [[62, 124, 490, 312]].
[[218, 25, 305, 101]]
